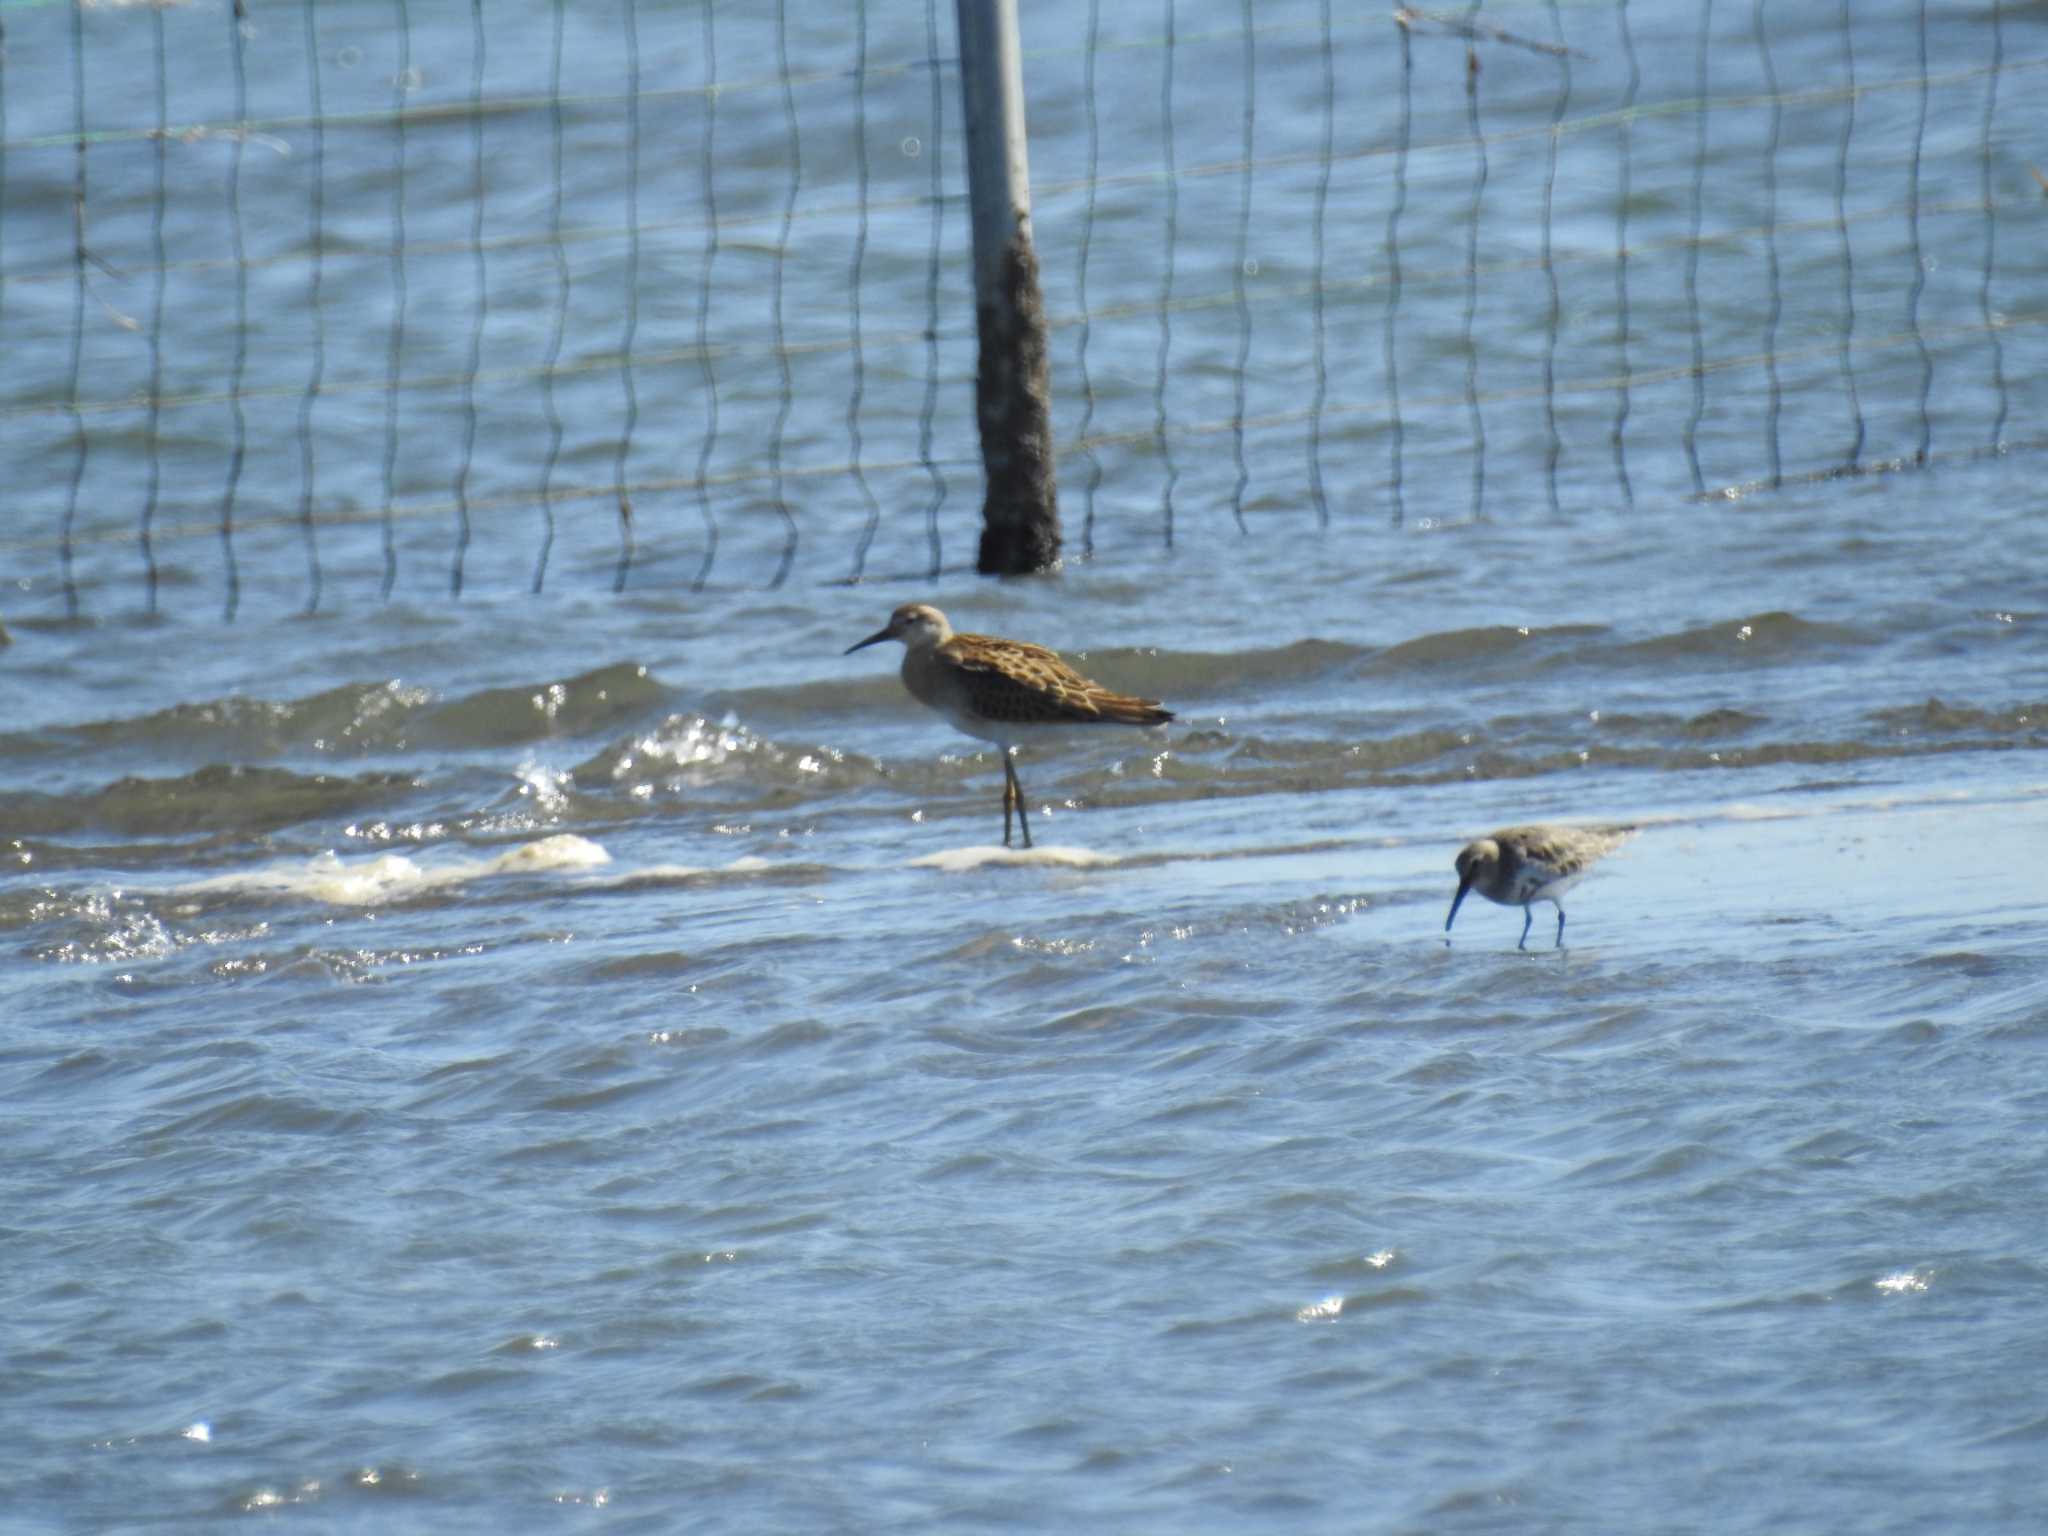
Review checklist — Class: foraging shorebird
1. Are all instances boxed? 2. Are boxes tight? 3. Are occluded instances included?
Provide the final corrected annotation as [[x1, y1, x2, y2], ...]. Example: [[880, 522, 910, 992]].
[[1444, 823, 1637, 949], [845, 603, 1174, 849]]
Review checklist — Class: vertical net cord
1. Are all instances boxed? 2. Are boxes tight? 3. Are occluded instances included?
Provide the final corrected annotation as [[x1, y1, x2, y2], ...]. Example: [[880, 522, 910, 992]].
[[611, 0, 642, 593], [917, 0, 946, 579], [767, 0, 802, 589], [1382, 15, 1409, 527], [380, 0, 410, 600], [1832, 0, 1863, 469], [844, 0, 882, 581], [61, 2, 87, 620], [1979, 0, 2007, 452], [690, 2, 721, 591], [1306, 0, 1331, 527], [141, 9, 168, 614], [450, 0, 486, 597], [1753, 0, 1782, 490], [29, 6, 2035, 588], [1154, 0, 1178, 549], [533, 0, 568, 594], [0, 25, 6, 588], [1460, 9, 1488, 523], [219, 1, 249, 620], [1227, 0, 1252, 536], [1681, 0, 1711, 495], [296, 0, 326, 614], [1074, 0, 1104, 556], [1539, 0, 1570, 518], [0, 18, 5, 456], [1609, 0, 1635, 510], [1905, 0, 1931, 465]]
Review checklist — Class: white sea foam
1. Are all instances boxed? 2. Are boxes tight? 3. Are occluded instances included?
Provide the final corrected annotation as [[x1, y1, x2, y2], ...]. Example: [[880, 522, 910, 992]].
[[1723, 802, 1803, 822], [909, 844, 1122, 873], [182, 834, 612, 908]]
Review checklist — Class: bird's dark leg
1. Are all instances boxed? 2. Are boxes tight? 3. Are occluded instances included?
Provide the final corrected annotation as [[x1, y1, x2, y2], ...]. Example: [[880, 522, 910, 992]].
[[1554, 905, 1567, 949], [1000, 755, 1015, 847], [1006, 752, 1033, 849], [1517, 907, 1533, 950]]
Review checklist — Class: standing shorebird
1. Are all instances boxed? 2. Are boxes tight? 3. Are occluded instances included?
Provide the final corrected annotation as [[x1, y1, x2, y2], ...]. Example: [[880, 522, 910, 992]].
[[1444, 823, 1637, 949], [845, 603, 1174, 849]]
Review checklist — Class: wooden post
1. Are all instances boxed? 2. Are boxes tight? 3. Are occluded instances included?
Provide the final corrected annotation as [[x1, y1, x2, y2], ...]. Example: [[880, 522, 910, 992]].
[[954, 0, 1062, 575]]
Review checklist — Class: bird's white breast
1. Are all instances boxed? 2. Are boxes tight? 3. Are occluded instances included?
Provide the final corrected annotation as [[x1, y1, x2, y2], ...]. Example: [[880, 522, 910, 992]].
[[1511, 863, 1586, 905]]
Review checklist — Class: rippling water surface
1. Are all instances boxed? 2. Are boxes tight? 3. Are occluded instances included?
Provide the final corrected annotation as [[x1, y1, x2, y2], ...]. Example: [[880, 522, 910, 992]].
[[7, 0, 2048, 1530], [8, 460, 2045, 1532]]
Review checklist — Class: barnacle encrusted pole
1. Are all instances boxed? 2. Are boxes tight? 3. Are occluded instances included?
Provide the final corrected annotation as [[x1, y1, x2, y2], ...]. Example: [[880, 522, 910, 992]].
[[954, 0, 1062, 575]]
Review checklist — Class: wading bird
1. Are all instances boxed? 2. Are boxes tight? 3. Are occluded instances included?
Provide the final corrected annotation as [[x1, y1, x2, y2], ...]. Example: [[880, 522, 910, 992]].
[[1445, 823, 1637, 949], [846, 603, 1174, 849]]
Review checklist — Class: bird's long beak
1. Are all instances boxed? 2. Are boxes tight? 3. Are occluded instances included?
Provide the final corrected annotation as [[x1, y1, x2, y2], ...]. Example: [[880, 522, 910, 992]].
[[1445, 878, 1474, 933], [845, 625, 894, 655]]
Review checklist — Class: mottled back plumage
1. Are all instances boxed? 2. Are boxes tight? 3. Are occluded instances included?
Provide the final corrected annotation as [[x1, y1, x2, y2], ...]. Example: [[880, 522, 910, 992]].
[[917, 632, 1174, 731]]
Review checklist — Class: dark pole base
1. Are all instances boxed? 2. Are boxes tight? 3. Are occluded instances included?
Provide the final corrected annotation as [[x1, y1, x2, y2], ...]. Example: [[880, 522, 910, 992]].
[[972, 228, 1062, 577]]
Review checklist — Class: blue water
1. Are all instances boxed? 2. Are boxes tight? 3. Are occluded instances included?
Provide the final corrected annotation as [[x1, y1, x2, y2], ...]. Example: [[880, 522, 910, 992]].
[[4, 0, 2048, 1530]]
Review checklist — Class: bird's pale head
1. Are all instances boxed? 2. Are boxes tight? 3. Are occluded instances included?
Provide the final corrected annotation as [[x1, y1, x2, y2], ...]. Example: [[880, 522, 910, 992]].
[[1453, 838, 1501, 886], [1445, 837, 1501, 933], [846, 602, 952, 655]]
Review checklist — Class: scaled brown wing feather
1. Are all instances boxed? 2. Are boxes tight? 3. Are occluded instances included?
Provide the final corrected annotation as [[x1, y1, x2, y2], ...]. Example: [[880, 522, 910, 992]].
[[944, 634, 1174, 727]]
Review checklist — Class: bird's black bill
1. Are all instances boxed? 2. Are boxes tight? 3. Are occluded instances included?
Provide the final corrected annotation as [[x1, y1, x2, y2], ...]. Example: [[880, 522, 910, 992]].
[[844, 626, 893, 655], [1445, 880, 1473, 933]]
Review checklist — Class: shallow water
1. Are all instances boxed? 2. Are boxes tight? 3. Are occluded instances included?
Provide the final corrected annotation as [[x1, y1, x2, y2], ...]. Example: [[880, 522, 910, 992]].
[[6, 0, 2048, 1531], [7, 459, 2046, 1532]]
